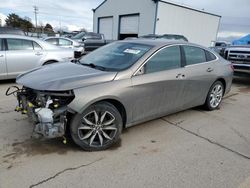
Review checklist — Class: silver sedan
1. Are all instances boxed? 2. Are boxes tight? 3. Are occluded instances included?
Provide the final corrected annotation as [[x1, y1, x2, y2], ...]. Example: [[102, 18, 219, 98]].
[[13, 40, 233, 151], [44, 37, 85, 54], [0, 34, 74, 80]]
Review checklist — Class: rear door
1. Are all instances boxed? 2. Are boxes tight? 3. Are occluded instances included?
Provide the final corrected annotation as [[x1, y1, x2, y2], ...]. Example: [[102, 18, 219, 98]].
[[0, 38, 7, 79], [131, 45, 186, 123], [180, 45, 216, 109], [5, 38, 44, 78]]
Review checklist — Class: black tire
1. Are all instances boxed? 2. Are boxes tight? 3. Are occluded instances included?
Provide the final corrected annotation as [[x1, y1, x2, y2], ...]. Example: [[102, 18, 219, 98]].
[[43, 60, 58, 65], [204, 81, 224, 111], [70, 102, 123, 151]]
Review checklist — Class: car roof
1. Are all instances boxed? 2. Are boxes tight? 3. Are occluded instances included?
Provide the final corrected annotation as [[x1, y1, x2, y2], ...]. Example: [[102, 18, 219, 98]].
[[0, 34, 63, 50], [45, 36, 73, 41], [119, 39, 212, 53], [0, 34, 41, 42], [120, 39, 189, 47]]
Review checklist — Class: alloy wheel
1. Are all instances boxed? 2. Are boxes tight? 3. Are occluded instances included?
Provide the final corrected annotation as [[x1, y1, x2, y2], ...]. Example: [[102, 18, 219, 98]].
[[209, 84, 223, 108], [78, 110, 117, 147]]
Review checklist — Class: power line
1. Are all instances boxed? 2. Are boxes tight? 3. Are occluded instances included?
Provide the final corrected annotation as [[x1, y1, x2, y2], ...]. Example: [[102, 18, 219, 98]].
[[33, 5, 38, 32]]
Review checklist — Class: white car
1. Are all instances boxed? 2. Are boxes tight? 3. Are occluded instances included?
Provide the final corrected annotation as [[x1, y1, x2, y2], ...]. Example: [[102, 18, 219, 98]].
[[0, 34, 74, 80], [44, 37, 85, 55]]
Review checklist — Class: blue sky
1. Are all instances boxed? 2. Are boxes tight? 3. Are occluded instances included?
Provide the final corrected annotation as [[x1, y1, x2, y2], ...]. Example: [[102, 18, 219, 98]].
[[0, 0, 249, 41]]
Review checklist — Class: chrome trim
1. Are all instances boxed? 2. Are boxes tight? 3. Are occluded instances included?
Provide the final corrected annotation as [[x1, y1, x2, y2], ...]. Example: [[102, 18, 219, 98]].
[[133, 44, 219, 75]]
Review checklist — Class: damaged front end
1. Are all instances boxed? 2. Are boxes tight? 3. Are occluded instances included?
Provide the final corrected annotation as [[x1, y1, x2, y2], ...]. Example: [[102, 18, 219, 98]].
[[7, 86, 75, 139]]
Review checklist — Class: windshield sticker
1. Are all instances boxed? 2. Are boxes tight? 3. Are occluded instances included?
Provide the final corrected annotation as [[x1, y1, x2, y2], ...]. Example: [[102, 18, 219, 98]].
[[124, 49, 141, 54]]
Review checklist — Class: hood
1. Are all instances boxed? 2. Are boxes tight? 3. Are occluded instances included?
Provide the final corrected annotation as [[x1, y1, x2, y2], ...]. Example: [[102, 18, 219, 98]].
[[16, 62, 117, 91]]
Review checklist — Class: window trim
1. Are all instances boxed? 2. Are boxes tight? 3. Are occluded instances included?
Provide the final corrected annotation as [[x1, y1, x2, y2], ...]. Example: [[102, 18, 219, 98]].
[[181, 45, 219, 67], [32, 41, 43, 50], [133, 44, 183, 76]]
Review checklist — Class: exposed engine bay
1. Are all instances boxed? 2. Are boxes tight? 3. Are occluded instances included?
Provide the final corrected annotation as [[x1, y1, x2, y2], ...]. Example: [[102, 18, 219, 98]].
[[6, 86, 75, 139]]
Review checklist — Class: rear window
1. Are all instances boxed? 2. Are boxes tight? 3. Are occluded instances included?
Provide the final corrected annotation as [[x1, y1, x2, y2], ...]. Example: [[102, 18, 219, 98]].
[[7, 39, 33, 51], [183, 46, 206, 65], [85, 33, 102, 40], [59, 39, 72, 46], [46, 38, 58, 45]]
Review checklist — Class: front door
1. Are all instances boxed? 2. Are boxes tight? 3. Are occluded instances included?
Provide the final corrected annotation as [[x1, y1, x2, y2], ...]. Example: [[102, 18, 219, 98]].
[[131, 45, 185, 123]]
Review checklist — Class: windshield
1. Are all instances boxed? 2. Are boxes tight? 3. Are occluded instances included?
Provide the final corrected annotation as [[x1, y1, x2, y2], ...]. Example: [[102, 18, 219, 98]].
[[80, 42, 152, 71], [72, 32, 86, 39]]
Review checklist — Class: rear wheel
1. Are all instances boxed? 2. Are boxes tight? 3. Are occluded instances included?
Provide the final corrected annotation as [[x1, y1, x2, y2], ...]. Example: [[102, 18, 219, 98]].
[[70, 102, 123, 151], [205, 81, 224, 110]]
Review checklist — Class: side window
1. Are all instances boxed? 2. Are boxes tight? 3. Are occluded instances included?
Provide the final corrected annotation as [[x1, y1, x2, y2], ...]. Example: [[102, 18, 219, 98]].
[[7, 39, 33, 51], [0, 39, 2, 51], [145, 46, 181, 74], [205, 50, 217, 61], [183, 46, 206, 65], [59, 39, 72, 46], [46, 38, 58, 45], [85, 34, 102, 40], [33, 42, 42, 50]]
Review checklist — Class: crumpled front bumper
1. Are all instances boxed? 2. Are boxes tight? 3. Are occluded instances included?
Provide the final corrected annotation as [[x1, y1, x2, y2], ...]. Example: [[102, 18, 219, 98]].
[[8, 86, 75, 139]]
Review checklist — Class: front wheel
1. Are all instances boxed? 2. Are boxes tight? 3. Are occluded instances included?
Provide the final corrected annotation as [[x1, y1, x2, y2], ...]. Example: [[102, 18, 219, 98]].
[[70, 102, 123, 151], [204, 81, 224, 111]]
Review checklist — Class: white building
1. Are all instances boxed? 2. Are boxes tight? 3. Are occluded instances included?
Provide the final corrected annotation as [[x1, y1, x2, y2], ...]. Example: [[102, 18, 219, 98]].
[[0, 13, 7, 26], [93, 0, 221, 46]]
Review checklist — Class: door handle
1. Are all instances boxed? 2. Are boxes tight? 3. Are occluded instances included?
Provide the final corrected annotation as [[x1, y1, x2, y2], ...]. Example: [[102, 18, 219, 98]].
[[207, 67, 214, 72], [176, 73, 185, 79], [35, 52, 43, 56], [0, 54, 4, 58]]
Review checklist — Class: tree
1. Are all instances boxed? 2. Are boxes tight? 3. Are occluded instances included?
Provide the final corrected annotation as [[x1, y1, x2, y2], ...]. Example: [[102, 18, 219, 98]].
[[44, 23, 53, 31], [5, 13, 33, 32]]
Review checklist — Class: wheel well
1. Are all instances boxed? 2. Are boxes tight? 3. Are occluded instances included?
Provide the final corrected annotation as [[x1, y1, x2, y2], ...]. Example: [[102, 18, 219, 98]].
[[43, 60, 58, 65], [99, 99, 127, 128], [217, 78, 226, 95]]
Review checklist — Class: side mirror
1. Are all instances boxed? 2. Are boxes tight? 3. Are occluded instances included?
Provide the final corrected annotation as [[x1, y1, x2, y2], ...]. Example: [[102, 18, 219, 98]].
[[82, 37, 86, 42]]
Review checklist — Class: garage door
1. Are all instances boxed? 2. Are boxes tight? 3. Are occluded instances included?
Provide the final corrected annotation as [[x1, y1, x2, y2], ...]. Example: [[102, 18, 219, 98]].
[[98, 17, 113, 40], [119, 15, 139, 40]]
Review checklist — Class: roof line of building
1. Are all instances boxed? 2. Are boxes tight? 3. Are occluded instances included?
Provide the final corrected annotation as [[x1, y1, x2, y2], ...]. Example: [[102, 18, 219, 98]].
[[92, 0, 107, 12], [93, 0, 221, 18], [158, 0, 221, 18]]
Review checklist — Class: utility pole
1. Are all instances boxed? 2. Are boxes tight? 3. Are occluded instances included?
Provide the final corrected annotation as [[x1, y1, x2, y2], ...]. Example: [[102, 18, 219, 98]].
[[33, 5, 38, 37]]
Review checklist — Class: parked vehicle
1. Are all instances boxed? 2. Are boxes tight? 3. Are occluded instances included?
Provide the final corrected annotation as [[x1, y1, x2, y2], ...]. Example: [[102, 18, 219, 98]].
[[0, 34, 74, 80], [71, 32, 107, 53], [44, 37, 85, 55], [11, 40, 233, 151], [0, 27, 25, 36], [224, 45, 250, 74], [139, 34, 188, 42], [210, 41, 230, 56]]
